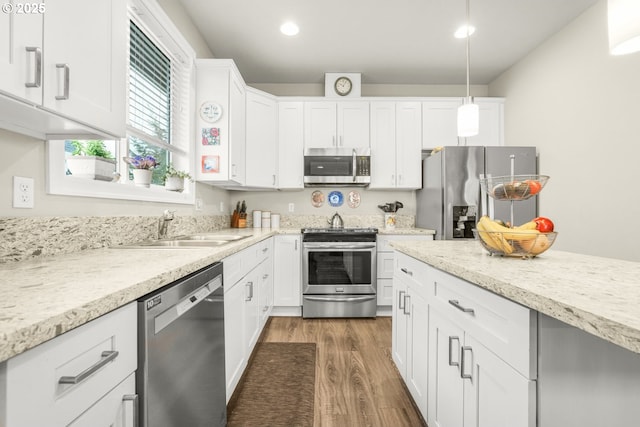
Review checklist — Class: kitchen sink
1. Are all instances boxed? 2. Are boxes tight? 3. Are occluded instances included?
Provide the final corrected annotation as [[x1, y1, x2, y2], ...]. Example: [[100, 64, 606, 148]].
[[111, 232, 253, 249]]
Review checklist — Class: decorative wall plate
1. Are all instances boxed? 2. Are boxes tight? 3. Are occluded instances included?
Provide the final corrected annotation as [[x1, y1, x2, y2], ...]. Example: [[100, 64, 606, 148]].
[[347, 191, 361, 208], [311, 190, 324, 207], [199, 101, 223, 123], [328, 191, 344, 207]]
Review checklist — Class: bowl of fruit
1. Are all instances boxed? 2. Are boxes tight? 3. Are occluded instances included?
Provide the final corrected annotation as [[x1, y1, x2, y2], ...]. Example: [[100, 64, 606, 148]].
[[480, 175, 549, 201], [475, 215, 557, 258]]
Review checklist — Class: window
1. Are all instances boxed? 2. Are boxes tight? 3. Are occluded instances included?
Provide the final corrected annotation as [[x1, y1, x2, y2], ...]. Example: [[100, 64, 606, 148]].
[[47, 0, 195, 204]]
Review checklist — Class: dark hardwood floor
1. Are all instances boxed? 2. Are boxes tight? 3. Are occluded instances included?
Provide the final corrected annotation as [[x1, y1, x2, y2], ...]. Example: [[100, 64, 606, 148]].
[[259, 316, 427, 427]]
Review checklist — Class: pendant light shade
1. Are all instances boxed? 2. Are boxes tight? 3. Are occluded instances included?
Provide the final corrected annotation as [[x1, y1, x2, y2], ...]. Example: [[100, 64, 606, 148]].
[[608, 0, 640, 55], [458, 99, 479, 137], [457, 0, 479, 137]]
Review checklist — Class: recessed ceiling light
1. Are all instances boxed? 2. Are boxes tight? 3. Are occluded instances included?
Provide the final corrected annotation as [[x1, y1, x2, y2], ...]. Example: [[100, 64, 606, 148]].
[[454, 25, 476, 39], [280, 22, 299, 36]]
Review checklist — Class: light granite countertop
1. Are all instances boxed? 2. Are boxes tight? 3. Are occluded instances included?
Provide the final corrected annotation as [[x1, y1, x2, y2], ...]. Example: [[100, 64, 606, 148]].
[[0, 228, 300, 363], [392, 240, 640, 355], [377, 227, 435, 236]]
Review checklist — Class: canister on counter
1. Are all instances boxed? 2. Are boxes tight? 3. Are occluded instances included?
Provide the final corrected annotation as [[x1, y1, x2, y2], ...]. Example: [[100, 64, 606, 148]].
[[253, 210, 262, 229], [261, 211, 271, 229], [271, 213, 280, 229]]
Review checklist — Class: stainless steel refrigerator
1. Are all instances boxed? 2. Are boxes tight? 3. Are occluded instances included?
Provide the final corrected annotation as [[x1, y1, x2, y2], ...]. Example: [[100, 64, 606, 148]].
[[416, 146, 538, 240]]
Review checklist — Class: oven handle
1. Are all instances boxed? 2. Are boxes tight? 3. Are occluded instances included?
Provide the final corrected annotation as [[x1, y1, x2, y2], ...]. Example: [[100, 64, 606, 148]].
[[304, 295, 376, 303], [303, 243, 376, 250]]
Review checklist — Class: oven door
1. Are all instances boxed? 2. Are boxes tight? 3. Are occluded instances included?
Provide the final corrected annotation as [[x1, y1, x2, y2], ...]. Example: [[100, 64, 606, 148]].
[[302, 242, 376, 295]]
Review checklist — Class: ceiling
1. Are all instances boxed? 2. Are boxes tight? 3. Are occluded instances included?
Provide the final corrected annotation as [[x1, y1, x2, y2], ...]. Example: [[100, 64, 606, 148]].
[[176, 0, 599, 85]]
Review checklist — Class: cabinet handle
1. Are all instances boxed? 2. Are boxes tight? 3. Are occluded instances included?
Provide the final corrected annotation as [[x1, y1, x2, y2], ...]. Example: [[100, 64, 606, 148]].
[[231, 164, 237, 177], [262, 247, 268, 253], [263, 273, 269, 279], [123, 394, 139, 427], [25, 47, 42, 88], [448, 336, 460, 367], [332, 135, 336, 146], [272, 174, 276, 186], [59, 350, 119, 385], [403, 294, 411, 315], [295, 239, 298, 250], [339, 135, 343, 146], [391, 174, 395, 184], [400, 267, 413, 276], [55, 63, 70, 100], [398, 174, 403, 185], [245, 281, 254, 301], [448, 299, 475, 315], [460, 346, 473, 380], [398, 290, 406, 310]]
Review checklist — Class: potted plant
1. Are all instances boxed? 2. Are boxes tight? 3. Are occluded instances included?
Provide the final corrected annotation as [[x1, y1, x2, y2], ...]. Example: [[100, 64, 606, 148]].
[[66, 140, 116, 181], [123, 155, 160, 187], [164, 165, 193, 192]]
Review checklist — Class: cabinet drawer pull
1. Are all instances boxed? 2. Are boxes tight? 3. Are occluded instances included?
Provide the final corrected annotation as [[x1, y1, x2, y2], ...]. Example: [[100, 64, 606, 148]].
[[398, 290, 406, 310], [460, 346, 473, 380], [25, 47, 42, 88], [403, 294, 411, 315], [123, 394, 139, 427], [245, 281, 254, 301], [55, 63, 70, 100], [263, 273, 269, 279], [448, 336, 460, 367], [400, 267, 413, 276], [58, 350, 119, 385], [262, 247, 269, 253], [448, 299, 475, 314]]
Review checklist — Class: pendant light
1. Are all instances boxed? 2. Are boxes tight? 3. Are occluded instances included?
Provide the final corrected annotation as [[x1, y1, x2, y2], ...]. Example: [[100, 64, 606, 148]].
[[608, 0, 640, 55], [457, 0, 479, 137]]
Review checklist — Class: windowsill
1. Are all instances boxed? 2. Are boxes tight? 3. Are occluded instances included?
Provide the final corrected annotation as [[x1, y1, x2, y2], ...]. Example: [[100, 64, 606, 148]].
[[46, 141, 195, 205]]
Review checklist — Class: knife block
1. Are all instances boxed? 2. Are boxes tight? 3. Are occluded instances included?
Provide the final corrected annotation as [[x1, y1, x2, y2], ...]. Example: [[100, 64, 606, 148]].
[[231, 212, 247, 228]]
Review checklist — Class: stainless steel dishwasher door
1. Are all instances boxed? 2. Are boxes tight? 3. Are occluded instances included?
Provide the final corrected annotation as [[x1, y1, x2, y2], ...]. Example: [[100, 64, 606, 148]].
[[138, 262, 225, 427]]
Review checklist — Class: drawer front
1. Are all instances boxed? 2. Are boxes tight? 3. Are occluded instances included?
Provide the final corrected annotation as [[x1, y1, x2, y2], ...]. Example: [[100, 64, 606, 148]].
[[394, 252, 434, 300], [256, 237, 273, 264], [377, 234, 432, 252], [5, 303, 137, 426], [432, 268, 536, 378], [68, 373, 136, 427], [377, 252, 395, 279], [377, 278, 393, 306]]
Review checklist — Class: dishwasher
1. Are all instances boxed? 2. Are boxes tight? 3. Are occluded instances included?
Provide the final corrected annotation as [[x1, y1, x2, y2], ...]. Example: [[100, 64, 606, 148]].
[[137, 262, 225, 427]]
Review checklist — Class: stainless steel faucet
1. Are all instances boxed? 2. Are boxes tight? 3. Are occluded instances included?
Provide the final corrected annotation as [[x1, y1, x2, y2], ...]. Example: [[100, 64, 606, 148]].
[[158, 209, 175, 239]]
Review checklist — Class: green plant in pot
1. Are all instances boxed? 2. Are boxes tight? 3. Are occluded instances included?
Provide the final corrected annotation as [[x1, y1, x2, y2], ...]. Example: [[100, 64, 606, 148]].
[[164, 165, 193, 192], [67, 140, 116, 181]]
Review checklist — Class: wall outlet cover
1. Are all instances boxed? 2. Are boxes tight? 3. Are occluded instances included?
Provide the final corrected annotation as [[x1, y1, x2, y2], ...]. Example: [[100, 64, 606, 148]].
[[13, 176, 34, 209]]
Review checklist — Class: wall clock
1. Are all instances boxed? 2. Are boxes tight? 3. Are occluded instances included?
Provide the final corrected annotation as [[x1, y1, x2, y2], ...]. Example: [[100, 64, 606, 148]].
[[334, 76, 353, 96], [199, 101, 223, 123], [324, 73, 361, 98]]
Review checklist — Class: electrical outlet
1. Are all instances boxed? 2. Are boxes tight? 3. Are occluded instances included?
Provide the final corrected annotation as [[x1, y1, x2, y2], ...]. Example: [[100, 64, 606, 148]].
[[288, 203, 295, 213], [13, 176, 34, 209], [219, 201, 224, 212], [195, 198, 203, 211]]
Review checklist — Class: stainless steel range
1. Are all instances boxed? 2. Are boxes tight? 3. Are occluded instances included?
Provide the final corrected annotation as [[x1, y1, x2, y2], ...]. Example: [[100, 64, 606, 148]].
[[301, 227, 378, 318]]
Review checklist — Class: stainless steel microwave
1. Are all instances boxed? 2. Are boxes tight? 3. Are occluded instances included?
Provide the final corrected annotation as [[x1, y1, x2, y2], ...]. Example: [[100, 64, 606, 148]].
[[303, 147, 371, 186]]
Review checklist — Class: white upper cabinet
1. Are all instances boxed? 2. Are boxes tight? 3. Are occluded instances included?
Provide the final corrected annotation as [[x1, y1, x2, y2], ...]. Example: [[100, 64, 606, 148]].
[[245, 88, 277, 188], [422, 98, 463, 149], [0, 6, 43, 105], [422, 98, 504, 149], [304, 101, 369, 149], [42, 0, 127, 137], [369, 101, 422, 189], [195, 59, 246, 185], [0, 0, 127, 139], [278, 101, 304, 189]]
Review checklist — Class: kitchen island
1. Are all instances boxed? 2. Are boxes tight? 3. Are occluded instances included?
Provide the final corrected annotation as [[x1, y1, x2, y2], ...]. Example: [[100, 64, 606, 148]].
[[392, 240, 640, 427]]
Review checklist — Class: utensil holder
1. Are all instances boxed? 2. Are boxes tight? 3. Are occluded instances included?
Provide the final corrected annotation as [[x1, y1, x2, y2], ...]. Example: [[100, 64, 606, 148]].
[[384, 213, 396, 230]]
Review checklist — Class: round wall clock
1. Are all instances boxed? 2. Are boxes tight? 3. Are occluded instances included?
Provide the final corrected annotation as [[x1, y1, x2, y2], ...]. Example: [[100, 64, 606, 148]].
[[334, 77, 353, 96], [199, 101, 223, 123]]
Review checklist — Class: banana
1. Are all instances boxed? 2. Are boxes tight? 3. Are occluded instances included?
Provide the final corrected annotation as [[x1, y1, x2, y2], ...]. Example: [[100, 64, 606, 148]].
[[477, 215, 514, 255], [479, 216, 540, 241], [514, 221, 537, 231], [476, 218, 504, 252]]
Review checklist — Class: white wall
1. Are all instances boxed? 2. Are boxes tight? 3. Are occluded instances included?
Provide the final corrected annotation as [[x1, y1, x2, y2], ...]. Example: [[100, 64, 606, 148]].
[[489, 0, 640, 261]]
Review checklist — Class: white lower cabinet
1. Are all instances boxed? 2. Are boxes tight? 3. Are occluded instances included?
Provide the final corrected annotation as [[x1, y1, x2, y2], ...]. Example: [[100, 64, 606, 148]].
[[223, 237, 274, 400], [272, 235, 301, 312], [377, 234, 433, 306], [392, 252, 536, 426], [392, 252, 432, 417], [1, 303, 137, 427]]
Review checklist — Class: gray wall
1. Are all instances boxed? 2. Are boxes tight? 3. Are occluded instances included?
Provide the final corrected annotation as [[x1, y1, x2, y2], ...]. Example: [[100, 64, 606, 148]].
[[489, 0, 640, 261]]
